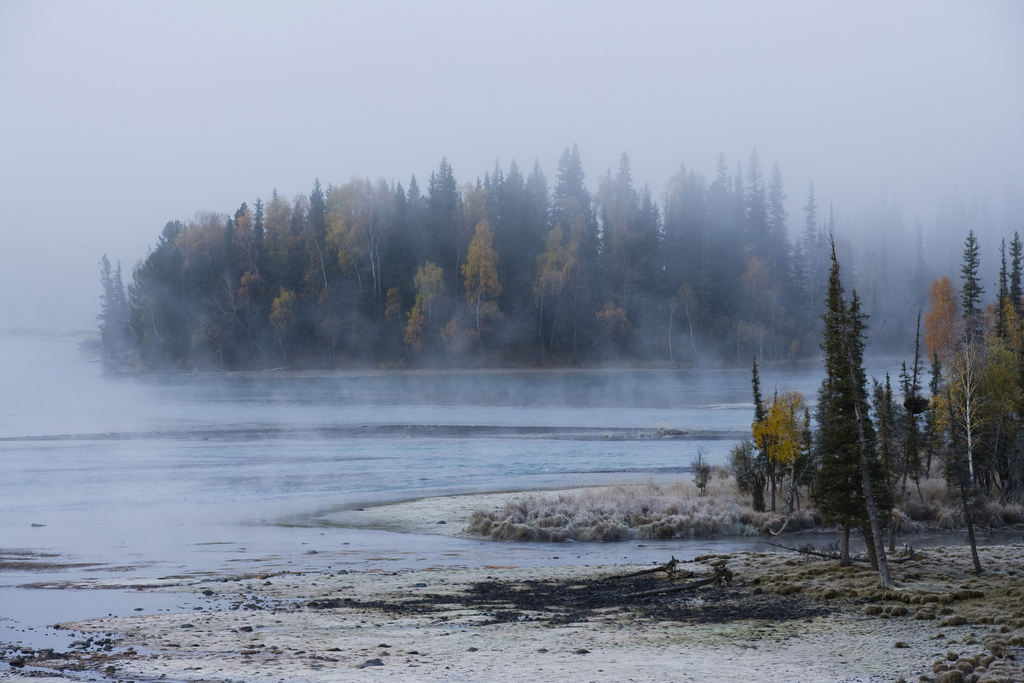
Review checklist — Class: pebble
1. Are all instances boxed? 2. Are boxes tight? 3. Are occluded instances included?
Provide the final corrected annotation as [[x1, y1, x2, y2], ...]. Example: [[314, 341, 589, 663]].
[[358, 658, 384, 668]]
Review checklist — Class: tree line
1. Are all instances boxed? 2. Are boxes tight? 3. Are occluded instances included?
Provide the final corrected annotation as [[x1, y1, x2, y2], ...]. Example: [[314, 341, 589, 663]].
[[734, 229, 1024, 586], [96, 147, 887, 369], [97, 147, 1021, 370]]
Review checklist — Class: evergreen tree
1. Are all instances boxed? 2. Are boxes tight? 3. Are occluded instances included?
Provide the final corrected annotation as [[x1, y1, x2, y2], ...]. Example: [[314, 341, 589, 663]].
[[427, 158, 463, 295], [738, 356, 768, 512], [766, 159, 790, 277], [128, 220, 189, 366], [1011, 231, 1023, 313], [98, 254, 131, 359], [306, 178, 331, 302], [550, 144, 600, 355], [899, 312, 928, 498], [813, 242, 893, 585], [998, 238, 1009, 338], [959, 229, 984, 317], [744, 148, 767, 249]]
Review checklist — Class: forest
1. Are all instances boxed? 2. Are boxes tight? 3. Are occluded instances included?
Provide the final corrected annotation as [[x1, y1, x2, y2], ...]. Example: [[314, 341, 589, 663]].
[[96, 146, 1019, 370]]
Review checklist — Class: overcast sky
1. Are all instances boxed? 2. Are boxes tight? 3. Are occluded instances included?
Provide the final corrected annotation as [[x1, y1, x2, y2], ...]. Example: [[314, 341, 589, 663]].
[[1, 0, 1022, 330]]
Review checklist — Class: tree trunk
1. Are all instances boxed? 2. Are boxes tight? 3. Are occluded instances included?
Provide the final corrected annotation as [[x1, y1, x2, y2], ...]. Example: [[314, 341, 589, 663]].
[[785, 461, 797, 516], [960, 481, 983, 574], [847, 351, 896, 589], [840, 527, 850, 567], [888, 513, 896, 553], [862, 526, 879, 571]]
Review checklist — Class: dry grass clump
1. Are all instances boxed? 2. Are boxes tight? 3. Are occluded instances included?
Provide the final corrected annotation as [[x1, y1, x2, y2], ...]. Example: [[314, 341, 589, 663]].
[[467, 477, 816, 542], [897, 477, 1024, 531]]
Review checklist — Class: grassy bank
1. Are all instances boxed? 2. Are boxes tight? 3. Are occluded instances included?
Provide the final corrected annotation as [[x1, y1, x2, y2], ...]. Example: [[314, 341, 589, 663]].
[[467, 475, 1024, 542]]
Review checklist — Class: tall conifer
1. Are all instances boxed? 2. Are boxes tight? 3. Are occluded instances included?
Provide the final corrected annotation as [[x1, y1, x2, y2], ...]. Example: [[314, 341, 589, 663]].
[[813, 242, 893, 586], [1010, 231, 1023, 313], [960, 230, 984, 316]]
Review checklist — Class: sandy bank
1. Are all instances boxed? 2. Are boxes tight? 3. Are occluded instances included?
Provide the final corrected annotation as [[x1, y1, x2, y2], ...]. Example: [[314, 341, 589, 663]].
[[317, 490, 548, 538]]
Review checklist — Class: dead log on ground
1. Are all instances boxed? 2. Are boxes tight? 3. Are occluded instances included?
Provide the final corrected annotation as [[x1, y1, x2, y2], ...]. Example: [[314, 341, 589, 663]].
[[623, 567, 730, 598], [607, 557, 684, 581]]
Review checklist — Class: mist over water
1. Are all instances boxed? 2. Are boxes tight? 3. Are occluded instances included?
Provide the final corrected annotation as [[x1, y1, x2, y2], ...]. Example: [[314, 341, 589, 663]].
[[0, 333, 907, 563], [0, 332, 1009, 644]]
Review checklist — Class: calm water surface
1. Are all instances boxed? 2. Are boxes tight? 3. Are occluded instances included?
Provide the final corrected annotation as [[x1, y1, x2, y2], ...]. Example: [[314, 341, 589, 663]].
[[6, 332, 981, 642], [0, 333, 913, 562]]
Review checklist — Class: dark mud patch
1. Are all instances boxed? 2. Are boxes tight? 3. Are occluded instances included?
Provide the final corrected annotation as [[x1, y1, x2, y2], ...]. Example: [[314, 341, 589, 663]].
[[460, 574, 833, 625], [309, 571, 832, 626]]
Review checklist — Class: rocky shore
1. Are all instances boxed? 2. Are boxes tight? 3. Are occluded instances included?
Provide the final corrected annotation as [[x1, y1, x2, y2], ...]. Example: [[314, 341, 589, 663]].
[[4, 543, 1024, 682]]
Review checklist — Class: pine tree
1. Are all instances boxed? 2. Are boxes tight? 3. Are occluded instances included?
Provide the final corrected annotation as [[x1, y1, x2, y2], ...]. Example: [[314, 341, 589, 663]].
[[960, 230, 984, 317]]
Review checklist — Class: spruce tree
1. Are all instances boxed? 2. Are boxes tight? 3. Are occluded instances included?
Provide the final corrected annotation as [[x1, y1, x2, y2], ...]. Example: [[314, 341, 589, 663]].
[[960, 230, 984, 316], [900, 312, 927, 499], [744, 356, 768, 512], [98, 254, 117, 358], [812, 242, 893, 586], [998, 238, 1009, 339], [1011, 231, 1023, 312]]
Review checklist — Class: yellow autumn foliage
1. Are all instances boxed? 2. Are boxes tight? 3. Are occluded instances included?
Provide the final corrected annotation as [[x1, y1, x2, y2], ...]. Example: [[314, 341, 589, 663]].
[[752, 390, 808, 466]]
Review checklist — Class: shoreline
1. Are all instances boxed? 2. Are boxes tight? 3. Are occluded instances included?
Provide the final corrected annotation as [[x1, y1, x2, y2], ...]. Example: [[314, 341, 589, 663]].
[[314, 484, 1024, 545], [4, 545, 1024, 682], [4, 486, 1024, 681]]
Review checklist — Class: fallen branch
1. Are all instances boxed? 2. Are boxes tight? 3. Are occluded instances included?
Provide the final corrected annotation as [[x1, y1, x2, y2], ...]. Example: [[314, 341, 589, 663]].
[[764, 541, 843, 560], [623, 568, 729, 598], [608, 557, 684, 580]]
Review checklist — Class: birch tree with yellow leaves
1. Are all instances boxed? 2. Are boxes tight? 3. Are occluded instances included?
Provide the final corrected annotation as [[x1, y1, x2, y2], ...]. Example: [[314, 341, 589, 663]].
[[455, 219, 502, 346]]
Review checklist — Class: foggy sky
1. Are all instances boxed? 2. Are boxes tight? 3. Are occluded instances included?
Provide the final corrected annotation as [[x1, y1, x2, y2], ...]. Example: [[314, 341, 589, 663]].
[[1, 0, 1022, 330]]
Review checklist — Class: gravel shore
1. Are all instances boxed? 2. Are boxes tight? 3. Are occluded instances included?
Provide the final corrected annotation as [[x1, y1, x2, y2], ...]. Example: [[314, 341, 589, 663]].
[[4, 543, 1023, 682], [4, 489, 1024, 682]]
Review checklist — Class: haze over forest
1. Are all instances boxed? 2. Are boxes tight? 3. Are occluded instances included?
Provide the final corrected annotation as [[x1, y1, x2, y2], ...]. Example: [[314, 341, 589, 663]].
[[2, 1, 1023, 348]]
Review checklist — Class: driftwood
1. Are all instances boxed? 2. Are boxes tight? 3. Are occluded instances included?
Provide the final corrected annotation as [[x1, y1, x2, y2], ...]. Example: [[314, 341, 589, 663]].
[[766, 541, 920, 565], [765, 541, 845, 560], [608, 557, 683, 580], [623, 568, 728, 598]]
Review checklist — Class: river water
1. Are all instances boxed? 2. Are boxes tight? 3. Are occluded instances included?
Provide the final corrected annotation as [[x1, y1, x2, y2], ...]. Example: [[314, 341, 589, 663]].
[[3, 331, 1004, 647]]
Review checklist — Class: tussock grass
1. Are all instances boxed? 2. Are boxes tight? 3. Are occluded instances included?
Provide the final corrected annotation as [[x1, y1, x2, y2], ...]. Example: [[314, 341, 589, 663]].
[[468, 471, 1024, 543], [467, 477, 817, 542], [898, 477, 1024, 531]]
